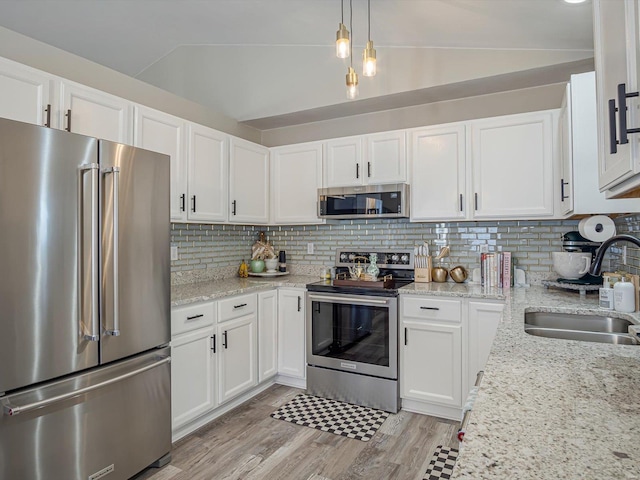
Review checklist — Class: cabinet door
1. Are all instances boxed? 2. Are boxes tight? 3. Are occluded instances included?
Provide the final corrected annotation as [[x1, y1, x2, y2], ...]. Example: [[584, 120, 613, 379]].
[[0, 57, 53, 127], [558, 83, 574, 216], [324, 137, 362, 187], [271, 142, 323, 224], [171, 327, 216, 430], [365, 130, 406, 184], [258, 290, 278, 382], [218, 314, 258, 403], [401, 320, 462, 408], [60, 81, 132, 144], [134, 105, 186, 221], [593, 0, 639, 190], [471, 111, 555, 219], [187, 123, 228, 222], [467, 301, 504, 393], [229, 138, 269, 224], [277, 289, 306, 379], [409, 124, 466, 221]]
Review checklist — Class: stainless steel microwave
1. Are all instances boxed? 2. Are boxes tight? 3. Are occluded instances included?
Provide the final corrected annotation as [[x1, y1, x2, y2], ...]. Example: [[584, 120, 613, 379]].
[[317, 183, 410, 219]]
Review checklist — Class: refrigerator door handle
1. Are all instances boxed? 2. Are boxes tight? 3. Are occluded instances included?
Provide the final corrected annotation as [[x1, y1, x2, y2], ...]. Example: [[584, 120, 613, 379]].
[[79, 163, 100, 342], [3, 355, 171, 417], [103, 166, 121, 337]]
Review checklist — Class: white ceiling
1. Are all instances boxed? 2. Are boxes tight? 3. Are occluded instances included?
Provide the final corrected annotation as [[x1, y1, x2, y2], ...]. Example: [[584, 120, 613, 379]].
[[0, 0, 594, 125]]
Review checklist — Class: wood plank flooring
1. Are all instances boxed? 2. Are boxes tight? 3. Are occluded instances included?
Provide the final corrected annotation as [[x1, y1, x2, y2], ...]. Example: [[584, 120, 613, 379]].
[[133, 385, 458, 480]]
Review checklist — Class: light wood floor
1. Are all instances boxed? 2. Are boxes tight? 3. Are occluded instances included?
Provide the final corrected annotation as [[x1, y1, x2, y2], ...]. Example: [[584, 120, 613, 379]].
[[133, 385, 459, 480]]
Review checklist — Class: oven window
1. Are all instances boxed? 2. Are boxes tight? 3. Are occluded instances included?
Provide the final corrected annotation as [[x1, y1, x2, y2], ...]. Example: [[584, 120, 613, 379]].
[[310, 300, 390, 367]]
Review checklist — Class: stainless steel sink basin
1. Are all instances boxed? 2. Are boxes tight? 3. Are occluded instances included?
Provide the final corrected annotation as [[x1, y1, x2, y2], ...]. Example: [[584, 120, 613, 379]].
[[524, 311, 639, 345]]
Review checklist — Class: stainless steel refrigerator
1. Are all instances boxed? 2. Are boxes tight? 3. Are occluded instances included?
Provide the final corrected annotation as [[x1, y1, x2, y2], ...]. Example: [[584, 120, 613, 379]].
[[0, 117, 171, 480]]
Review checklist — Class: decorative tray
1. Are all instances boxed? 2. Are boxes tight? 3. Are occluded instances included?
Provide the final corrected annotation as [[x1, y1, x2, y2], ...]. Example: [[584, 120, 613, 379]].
[[248, 271, 290, 277], [333, 275, 394, 289], [542, 280, 600, 296]]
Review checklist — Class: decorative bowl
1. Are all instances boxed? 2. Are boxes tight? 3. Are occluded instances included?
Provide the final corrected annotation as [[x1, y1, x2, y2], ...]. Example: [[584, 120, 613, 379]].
[[265, 258, 278, 272]]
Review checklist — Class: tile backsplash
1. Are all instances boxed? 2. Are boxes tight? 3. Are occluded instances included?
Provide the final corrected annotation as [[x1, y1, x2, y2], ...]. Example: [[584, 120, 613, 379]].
[[612, 214, 640, 275], [171, 216, 639, 284]]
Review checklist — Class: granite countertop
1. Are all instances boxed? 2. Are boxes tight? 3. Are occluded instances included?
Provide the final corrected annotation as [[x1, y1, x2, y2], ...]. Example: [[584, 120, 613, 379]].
[[171, 274, 318, 306], [448, 286, 640, 479]]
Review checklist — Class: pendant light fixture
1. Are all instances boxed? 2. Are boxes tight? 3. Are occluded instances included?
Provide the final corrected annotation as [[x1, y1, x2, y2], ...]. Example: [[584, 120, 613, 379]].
[[362, 0, 376, 77], [336, 0, 350, 58], [345, 0, 358, 99]]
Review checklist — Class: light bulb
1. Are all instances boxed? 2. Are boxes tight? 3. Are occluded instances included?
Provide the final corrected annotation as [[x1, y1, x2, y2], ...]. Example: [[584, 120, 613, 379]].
[[363, 41, 377, 77], [346, 67, 358, 99], [336, 23, 350, 59]]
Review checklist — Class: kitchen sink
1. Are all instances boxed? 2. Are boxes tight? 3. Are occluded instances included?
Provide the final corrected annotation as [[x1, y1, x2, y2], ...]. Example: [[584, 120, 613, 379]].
[[524, 311, 639, 345]]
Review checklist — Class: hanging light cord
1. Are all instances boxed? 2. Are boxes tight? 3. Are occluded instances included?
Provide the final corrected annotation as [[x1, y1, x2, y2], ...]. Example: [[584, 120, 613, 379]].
[[368, 0, 371, 41], [341, 0, 344, 25], [349, 0, 353, 67]]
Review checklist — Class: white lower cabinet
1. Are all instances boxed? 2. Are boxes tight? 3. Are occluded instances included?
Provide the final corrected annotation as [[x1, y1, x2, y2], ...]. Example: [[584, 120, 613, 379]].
[[170, 302, 217, 431], [217, 314, 258, 404], [401, 297, 463, 411], [277, 288, 306, 383], [258, 290, 278, 382], [400, 295, 504, 420], [467, 300, 504, 390]]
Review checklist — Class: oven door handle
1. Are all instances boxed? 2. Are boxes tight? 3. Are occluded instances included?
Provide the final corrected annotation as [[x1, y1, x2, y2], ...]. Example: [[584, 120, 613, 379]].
[[307, 294, 390, 305]]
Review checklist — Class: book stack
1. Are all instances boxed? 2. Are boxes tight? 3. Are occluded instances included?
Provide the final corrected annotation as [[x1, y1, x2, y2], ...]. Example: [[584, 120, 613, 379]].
[[480, 251, 512, 288]]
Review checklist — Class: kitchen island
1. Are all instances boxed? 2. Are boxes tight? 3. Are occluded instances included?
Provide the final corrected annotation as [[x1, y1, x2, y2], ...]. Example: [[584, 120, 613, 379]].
[[440, 286, 640, 479]]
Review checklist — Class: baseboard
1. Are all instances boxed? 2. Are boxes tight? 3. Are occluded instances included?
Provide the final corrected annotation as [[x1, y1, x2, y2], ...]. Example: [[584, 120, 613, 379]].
[[401, 398, 462, 422], [275, 374, 306, 389], [172, 379, 276, 442]]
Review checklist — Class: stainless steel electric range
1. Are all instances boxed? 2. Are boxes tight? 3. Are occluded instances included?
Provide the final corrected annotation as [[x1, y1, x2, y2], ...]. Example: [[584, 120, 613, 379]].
[[305, 249, 414, 413]]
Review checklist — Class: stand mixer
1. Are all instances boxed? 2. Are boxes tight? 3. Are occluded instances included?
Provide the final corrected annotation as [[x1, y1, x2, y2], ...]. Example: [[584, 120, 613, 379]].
[[556, 231, 602, 285]]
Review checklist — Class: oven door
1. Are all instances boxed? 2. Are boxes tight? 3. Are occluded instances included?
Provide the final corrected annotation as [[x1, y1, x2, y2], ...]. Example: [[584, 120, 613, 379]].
[[306, 292, 398, 379]]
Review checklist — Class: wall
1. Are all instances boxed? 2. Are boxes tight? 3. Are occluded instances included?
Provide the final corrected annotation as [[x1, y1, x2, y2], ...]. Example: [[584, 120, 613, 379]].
[[0, 26, 261, 143], [169, 217, 625, 285], [261, 83, 568, 146]]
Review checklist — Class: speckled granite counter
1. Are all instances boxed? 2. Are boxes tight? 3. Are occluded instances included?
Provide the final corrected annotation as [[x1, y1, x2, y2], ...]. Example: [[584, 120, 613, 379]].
[[440, 286, 640, 479], [171, 275, 318, 306], [398, 281, 506, 300]]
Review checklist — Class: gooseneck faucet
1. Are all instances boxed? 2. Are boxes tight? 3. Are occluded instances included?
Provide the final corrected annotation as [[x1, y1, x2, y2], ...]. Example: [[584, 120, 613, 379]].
[[589, 234, 640, 276]]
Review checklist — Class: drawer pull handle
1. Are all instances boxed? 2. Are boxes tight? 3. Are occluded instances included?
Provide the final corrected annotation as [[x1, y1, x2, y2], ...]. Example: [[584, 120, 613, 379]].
[[234, 303, 247, 309], [420, 306, 440, 311], [186, 314, 204, 320]]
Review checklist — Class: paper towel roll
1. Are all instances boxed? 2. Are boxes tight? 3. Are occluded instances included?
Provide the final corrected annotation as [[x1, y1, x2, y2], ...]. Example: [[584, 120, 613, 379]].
[[578, 215, 616, 242]]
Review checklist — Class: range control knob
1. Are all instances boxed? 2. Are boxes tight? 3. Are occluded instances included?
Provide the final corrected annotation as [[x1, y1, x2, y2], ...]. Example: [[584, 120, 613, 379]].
[[401, 254, 409, 264]]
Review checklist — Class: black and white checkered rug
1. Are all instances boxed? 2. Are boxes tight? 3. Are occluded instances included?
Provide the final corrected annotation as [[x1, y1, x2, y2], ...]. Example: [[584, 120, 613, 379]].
[[270, 393, 389, 442], [423, 445, 459, 480]]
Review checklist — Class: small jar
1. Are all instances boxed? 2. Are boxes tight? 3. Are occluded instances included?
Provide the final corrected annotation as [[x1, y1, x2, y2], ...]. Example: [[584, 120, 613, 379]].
[[322, 267, 331, 280], [614, 277, 635, 313]]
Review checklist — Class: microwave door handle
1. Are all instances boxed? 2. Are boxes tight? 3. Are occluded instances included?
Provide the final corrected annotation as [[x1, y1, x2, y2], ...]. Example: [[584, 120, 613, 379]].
[[104, 167, 121, 337], [78, 163, 100, 342]]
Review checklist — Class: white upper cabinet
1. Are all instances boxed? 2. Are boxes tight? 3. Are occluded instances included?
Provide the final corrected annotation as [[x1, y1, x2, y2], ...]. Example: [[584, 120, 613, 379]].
[[60, 80, 132, 144], [0, 57, 54, 127], [133, 105, 186, 221], [470, 111, 556, 219], [560, 71, 640, 215], [409, 124, 467, 221], [271, 142, 323, 224], [364, 131, 407, 184], [593, 0, 640, 196], [324, 132, 406, 187], [324, 136, 363, 187], [187, 123, 228, 223], [229, 137, 270, 224]]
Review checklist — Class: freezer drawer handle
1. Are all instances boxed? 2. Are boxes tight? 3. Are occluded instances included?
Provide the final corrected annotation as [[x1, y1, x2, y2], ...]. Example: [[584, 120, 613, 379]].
[[2, 356, 171, 417], [103, 166, 121, 337], [78, 163, 100, 342]]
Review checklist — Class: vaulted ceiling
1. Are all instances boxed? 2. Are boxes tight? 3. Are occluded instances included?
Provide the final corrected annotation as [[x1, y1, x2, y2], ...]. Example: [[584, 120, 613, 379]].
[[0, 0, 594, 127]]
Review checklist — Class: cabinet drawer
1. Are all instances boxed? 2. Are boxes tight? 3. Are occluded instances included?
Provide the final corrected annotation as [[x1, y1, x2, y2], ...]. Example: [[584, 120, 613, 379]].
[[218, 293, 257, 323], [171, 302, 215, 336], [402, 296, 462, 323]]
